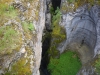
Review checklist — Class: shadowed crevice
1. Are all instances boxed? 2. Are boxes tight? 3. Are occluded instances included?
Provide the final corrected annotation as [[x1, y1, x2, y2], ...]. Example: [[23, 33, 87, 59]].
[[51, 0, 61, 10]]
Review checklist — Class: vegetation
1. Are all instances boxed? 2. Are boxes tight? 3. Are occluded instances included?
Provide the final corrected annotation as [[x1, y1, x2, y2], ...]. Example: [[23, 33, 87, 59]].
[[28, 22, 34, 31], [5, 6, 17, 18], [0, 1, 35, 53], [48, 7, 66, 58], [22, 21, 34, 39], [52, 7, 62, 36], [0, 2, 22, 55], [61, 0, 100, 13], [5, 57, 32, 75], [22, 22, 34, 31], [47, 4, 82, 75], [48, 51, 81, 75], [67, 0, 75, 3], [0, 26, 22, 55], [52, 7, 61, 25], [50, 6, 54, 14], [0, 0, 35, 75], [0, 3, 17, 19], [95, 58, 100, 74]]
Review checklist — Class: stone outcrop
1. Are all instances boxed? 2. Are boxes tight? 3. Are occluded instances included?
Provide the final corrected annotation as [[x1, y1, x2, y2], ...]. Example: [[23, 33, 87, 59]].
[[0, 0, 45, 75], [1, 0, 100, 75], [59, 0, 100, 75]]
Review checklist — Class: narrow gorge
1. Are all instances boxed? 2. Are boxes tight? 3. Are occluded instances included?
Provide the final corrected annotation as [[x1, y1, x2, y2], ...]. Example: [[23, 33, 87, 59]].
[[0, 0, 100, 75]]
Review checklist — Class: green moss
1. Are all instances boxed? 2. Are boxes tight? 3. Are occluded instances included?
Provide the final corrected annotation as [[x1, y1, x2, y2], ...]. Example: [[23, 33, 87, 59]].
[[0, 1, 18, 27], [50, 6, 54, 14], [61, 0, 100, 13], [0, 3, 17, 19], [48, 51, 81, 75], [0, 26, 22, 55], [0, 4, 7, 15], [5, 58, 32, 75], [95, 1, 100, 5], [67, 0, 75, 3], [5, 7, 17, 19], [95, 58, 100, 74], [48, 7, 66, 58], [4, 46, 34, 75], [47, 6, 82, 75], [22, 22, 34, 31], [28, 23, 34, 31], [4, 46, 33, 75], [22, 21, 34, 39]]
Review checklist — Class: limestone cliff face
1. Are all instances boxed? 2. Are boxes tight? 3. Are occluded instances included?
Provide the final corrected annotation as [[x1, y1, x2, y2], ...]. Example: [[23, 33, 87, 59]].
[[0, 0, 45, 75], [59, 0, 100, 75], [1, 0, 100, 75]]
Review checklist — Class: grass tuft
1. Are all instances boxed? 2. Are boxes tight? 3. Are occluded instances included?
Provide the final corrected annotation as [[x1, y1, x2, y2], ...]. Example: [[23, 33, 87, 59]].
[[0, 26, 22, 55], [0, 3, 17, 18], [22, 22, 34, 31]]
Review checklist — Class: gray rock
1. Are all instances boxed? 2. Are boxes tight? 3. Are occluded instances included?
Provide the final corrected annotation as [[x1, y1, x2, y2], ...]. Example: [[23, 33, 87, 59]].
[[45, 13, 52, 31], [59, 2, 100, 74], [90, 5, 100, 24], [66, 14, 96, 64]]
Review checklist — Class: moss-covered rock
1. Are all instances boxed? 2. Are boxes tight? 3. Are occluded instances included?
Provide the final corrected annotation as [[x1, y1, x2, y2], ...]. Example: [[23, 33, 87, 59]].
[[61, 0, 100, 13], [0, 0, 44, 75], [4, 46, 34, 75], [48, 8, 66, 58], [60, 0, 100, 75]]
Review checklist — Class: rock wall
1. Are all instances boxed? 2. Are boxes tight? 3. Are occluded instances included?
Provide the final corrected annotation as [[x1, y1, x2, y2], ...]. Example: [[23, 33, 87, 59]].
[[1, 0, 100, 75], [59, 0, 100, 75], [0, 0, 45, 75]]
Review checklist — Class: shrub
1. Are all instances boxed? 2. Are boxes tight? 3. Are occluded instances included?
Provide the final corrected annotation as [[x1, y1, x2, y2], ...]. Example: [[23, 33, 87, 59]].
[[48, 7, 65, 58], [52, 7, 61, 24], [50, 6, 54, 14]]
